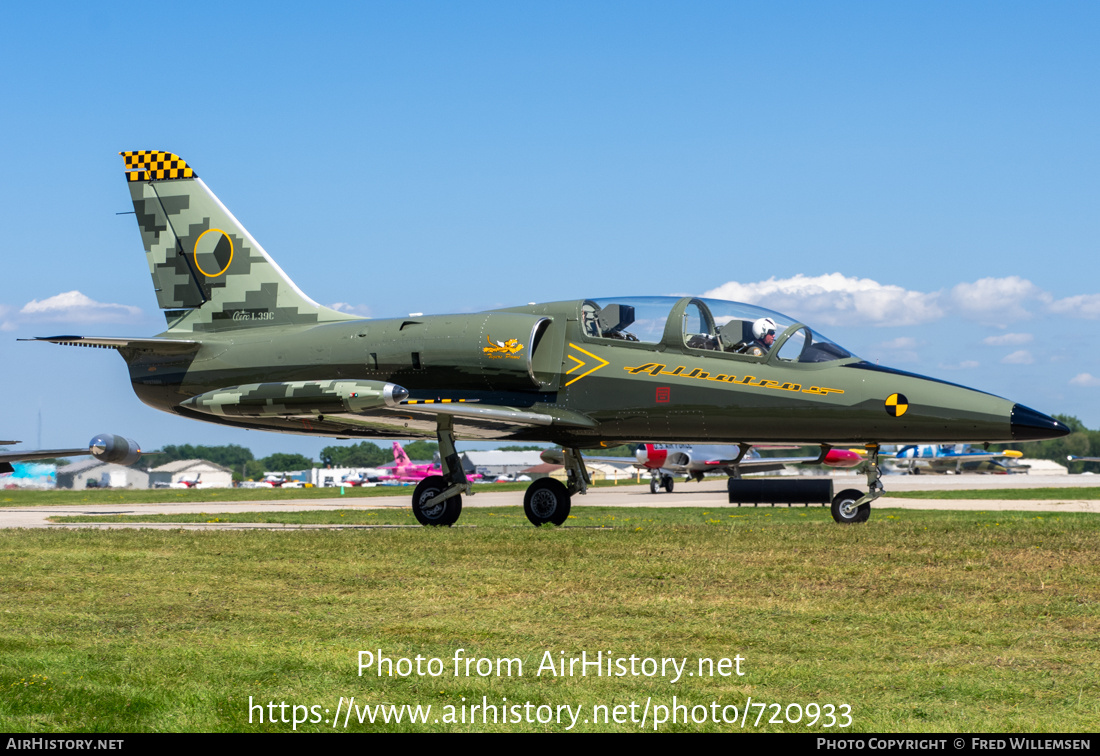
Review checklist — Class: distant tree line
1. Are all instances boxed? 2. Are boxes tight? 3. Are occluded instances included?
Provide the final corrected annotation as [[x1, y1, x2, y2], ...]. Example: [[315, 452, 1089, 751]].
[[101, 416, 1100, 483]]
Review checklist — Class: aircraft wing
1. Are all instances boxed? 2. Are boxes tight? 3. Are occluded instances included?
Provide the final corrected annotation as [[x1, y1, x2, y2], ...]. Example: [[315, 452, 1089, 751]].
[[0, 446, 97, 466], [0, 434, 143, 474]]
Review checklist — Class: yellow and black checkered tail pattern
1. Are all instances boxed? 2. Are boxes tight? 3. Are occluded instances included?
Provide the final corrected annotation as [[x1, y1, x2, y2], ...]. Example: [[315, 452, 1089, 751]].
[[120, 151, 196, 182]]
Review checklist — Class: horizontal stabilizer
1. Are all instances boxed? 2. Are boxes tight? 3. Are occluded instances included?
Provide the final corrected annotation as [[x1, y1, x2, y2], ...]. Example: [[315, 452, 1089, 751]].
[[23, 336, 200, 354]]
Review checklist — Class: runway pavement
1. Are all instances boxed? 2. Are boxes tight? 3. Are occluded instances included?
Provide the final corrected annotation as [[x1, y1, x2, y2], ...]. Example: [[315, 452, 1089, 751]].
[[2, 473, 1098, 529]]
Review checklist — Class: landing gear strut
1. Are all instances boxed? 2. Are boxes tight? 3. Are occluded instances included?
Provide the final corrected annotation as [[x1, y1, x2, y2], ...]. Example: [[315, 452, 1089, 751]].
[[830, 444, 885, 524], [411, 416, 471, 527], [522, 447, 587, 526]]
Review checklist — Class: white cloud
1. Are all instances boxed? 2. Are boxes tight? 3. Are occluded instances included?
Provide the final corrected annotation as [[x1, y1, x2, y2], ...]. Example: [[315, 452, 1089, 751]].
[[1049, 294, 1100, 319], [1000, 350, 1034, 365], [982, 332, 1033, 346], [703, 273, 943, 327], [703, 274, 1100, 329], [948, 277, 1049, 326], [19, 291, 141, 323], [878, 336, 918, 349], [329, 302, 371, 317], [1069, 373, 1100, 387], [938, 360, 980, 370]]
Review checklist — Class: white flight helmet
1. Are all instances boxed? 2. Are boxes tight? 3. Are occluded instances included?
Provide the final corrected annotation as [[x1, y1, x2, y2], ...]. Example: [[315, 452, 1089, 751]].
[[752, 317, 778, 341]]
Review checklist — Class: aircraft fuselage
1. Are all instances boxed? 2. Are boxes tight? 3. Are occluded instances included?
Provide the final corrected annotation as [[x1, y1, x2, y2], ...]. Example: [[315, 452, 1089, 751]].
[[120, 297, 1051, 449]]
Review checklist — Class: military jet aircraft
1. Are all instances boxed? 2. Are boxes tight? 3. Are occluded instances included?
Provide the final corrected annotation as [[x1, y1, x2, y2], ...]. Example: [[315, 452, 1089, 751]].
[[882, 444, 1027, 474], [28, 151, 1069, 525], [626, 443, 862, 493], [0, 434, 142, 475], [378, 442, 483, 484]]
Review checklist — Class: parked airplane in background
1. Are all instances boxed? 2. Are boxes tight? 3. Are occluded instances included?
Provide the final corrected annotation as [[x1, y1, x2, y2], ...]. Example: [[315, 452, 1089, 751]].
[[383, 441, 442, 482], [0, 434, 142, 475], [259, 472, 307, 487], [883, 444, 1026, 474], [30, 151, 1069, 527], [378, 442, 483, 484], [171, 473, 201, 489], [341, 471, 384, 487], [631, 443, 863, 493]]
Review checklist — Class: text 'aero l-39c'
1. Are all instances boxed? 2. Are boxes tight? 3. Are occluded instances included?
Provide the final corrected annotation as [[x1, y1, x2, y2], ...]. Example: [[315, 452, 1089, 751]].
[[31, 151, 1069, 526]]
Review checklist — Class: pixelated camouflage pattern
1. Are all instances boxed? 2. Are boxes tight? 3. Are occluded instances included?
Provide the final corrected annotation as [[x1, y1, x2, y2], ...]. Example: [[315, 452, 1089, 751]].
[[181, 379, 404, 418], [121, 151, 357, 333]]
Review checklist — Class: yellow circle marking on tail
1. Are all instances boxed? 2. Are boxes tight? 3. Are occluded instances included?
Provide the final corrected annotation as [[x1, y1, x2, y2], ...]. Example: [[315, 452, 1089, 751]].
[[193, 229, 234, 277]]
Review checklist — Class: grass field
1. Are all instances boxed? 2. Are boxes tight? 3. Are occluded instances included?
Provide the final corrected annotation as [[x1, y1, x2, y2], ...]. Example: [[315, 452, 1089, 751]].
[[1, 506, 1097, 732]]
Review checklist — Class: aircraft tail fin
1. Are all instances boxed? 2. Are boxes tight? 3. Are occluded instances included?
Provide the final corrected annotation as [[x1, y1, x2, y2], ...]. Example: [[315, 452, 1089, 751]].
[[120, 151, 357, 333], [392, 442, 412, 467]]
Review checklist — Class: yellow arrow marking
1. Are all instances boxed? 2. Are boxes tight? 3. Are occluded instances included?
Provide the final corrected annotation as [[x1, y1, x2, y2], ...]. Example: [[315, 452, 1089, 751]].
[[564, 343, 610, 386]]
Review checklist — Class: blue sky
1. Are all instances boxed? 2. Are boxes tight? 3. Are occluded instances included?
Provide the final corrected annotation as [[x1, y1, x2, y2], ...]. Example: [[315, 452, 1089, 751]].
[[1, 2, 1097, 459]]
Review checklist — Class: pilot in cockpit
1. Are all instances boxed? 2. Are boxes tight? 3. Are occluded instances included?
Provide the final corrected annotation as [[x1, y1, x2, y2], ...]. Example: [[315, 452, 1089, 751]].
[[739, 317, 777, 357]]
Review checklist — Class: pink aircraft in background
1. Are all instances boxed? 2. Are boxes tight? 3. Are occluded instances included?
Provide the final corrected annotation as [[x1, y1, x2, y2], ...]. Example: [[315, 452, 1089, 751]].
[[380, 442, 482, 483]]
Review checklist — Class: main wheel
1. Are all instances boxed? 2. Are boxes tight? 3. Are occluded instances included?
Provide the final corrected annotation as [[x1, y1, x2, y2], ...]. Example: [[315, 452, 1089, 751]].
[[412, 475, 462, 526], [662, 475, 674, 493], [831, 488, 870, 524], [649, 477, 660, 494], [523, 478, 571, 526]]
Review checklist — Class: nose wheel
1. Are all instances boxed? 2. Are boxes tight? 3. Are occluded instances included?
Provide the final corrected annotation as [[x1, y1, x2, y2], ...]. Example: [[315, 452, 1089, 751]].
[[648, 474, 674, 493], [831, 488, 870, 524], [829, 444, 885, 524]]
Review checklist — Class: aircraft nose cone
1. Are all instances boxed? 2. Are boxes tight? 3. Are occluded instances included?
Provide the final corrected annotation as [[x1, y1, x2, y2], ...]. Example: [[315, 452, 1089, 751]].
[[1011, 404, 1070, 441]]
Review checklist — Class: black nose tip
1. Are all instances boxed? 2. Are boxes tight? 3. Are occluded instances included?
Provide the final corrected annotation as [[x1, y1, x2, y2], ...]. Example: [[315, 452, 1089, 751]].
[[1011, 405, 1071, 441]]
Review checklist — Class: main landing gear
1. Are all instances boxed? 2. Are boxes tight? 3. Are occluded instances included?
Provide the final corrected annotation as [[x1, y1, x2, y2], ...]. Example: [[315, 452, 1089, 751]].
[[648, 473, 674, 494], [830, 444, 885, 525], [410, 422, 588, 528], [411, 416, 469, 527], [523, 447, 587, 526]]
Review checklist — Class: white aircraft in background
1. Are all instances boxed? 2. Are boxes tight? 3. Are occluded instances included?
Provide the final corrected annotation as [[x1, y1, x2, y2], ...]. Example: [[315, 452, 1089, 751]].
[[0, 434, 142, 475], [880, 444, 1026, 475]]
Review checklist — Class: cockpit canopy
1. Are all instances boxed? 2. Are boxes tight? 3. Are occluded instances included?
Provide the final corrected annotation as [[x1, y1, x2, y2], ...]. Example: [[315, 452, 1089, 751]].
[[580, 296, 856, 364]]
